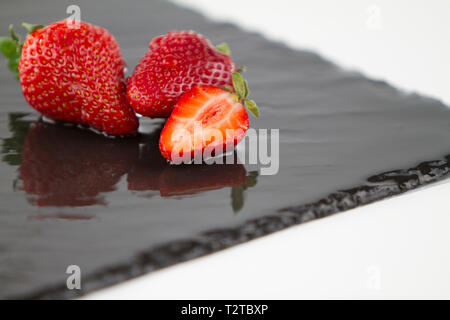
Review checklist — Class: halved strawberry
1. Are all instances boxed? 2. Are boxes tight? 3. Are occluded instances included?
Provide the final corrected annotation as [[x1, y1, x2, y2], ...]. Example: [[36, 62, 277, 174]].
[[159, 86, 242, 162], [159, 73, 259, 162]]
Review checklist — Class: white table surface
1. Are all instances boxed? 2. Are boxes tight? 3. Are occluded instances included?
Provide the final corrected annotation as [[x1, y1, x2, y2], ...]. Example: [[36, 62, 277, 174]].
[[85, 0, 450, 299]]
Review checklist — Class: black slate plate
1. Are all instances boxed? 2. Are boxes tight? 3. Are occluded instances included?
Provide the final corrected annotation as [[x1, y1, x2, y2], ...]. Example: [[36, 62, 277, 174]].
[[0, 0, 449, 299]]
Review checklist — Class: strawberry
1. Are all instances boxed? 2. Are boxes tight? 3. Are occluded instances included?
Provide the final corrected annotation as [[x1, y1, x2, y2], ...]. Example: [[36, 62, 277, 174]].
[[126, 31, 237, 118], [1, 21, 138, 135], [159, 73, 259, 162]]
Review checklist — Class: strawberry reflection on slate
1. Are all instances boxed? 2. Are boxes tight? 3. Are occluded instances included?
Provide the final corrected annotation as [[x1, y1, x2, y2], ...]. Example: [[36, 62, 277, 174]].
[[14, 117, 256, 209], [20, 120, 139, 206], [126, 126, 167, 194], [159, 164, 248, 197], [127, 126, 250, 198]]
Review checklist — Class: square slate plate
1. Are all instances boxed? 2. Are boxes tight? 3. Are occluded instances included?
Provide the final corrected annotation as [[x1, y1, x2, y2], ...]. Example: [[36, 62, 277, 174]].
[[0, 0, 449, 299]]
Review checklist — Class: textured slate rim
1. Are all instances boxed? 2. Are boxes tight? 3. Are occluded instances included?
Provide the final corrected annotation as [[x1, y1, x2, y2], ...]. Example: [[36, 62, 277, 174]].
[[12, 153, 449, 299]]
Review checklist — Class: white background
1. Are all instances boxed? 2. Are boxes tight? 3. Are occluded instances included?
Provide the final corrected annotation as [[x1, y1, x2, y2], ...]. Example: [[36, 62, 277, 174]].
[[86, 0, 450, 299]]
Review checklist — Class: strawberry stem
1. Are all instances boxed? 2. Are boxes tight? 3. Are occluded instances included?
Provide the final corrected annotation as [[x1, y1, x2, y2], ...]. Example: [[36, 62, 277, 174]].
[[22, 23, 44, 34]]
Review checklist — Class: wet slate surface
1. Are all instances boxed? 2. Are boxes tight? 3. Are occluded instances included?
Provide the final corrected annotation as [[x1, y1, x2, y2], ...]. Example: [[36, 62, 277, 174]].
[[0, 0, 449, 299]]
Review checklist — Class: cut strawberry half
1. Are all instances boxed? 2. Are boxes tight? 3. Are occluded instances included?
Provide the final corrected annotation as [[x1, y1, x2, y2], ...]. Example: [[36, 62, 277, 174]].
[[159, 85, 250, 162]]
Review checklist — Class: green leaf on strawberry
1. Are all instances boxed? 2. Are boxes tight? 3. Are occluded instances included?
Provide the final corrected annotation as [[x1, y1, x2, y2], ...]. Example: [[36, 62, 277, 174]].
[[216, 42, 231, 55], [1, 26, 23, 79], [244, 99, 259, 118], [243, 79, 249, 98], [0, 25, 24, 79], [9, 24, 20, 44], [1, 23, 44, 79], [231, 72, 260, 118], [7, 58, 20, 79], [232, 72, 246, 99], [0, 37, 17, 59]]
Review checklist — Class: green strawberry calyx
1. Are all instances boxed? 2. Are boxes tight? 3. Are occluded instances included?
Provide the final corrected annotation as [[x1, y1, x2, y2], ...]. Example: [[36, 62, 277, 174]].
[[215, 43, 258, 117], [0, 23, 44, 79], [226, 72, 260, 118], [216, 42, 231, 56], [216, 42, 246, 73]]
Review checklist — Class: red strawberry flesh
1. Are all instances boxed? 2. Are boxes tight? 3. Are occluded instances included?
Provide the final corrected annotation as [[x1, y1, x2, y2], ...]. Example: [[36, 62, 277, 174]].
[[159, 85, 249, 162]]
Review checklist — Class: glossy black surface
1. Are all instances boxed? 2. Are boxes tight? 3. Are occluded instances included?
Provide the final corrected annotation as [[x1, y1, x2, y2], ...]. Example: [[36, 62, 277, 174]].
[[0, 0, 449, 299]]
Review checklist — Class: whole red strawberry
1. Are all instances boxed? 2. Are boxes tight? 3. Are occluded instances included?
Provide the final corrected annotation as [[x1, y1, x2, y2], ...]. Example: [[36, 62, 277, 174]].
[[126, 31, 236, 118], [2, 21, 138, 135]]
